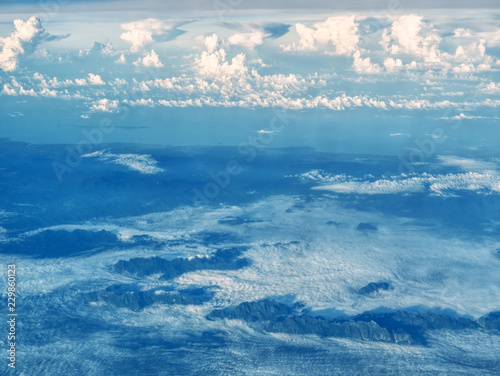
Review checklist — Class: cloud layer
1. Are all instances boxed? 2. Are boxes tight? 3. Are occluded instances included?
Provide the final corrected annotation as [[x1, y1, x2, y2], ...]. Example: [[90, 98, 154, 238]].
[[298, 161, 500, 196], [82, 150, 164, 174], [0, 13, 499, 114]]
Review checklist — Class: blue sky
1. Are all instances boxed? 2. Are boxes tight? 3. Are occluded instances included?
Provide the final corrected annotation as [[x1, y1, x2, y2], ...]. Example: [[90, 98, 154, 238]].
[[0, 1, 499, 153]]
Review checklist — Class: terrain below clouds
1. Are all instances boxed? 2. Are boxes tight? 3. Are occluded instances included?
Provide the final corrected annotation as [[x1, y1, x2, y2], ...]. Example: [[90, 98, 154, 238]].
[[1, 141, 499, 375]]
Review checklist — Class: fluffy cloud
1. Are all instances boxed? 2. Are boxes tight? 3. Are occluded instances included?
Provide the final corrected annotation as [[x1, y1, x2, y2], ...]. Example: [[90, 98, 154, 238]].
[[120, 18, 185, 52], [72, 73, 105, 86], [195, 34, 247, 78], [124, 98, 155, 107], [3, 21, 499, 113], [144, 35, 314, 107], [283, 16, 359, 55], [204, 34, 219, 54], [383, 14, 441, 62], [454, 28, 472, 38], [480, 82, 500, 94], [352, 50, 382, 74], [85, 41, 114, 56], [228, 30, 269, 49], [5, 58, 500, 112], [115, 54, 126, 64], [0, 16, 68, 72], [383, 57, 403, 72], [87, 73, 105, 85], [133, 49, 164, 68], [2, 78, 36, 96], [90, 98, 119, 112], [377, 14, 496, 74], [2, 76, 58, 97], [224, 22, 289, 49]]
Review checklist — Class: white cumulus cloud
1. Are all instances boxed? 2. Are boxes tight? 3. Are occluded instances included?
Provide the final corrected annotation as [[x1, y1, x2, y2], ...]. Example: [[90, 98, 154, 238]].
[[0, 16, 68, 72], [133, 49, 164, 68], [87, 73, 105, 85], [283, 16, 359, 56], [195, 34, 247, 78], [352, 50, 382, 74], [228, 30, 270, 49], [90, 98, 119, 112], [384, 14, 441, 62], [120, 18, 184, 52]]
